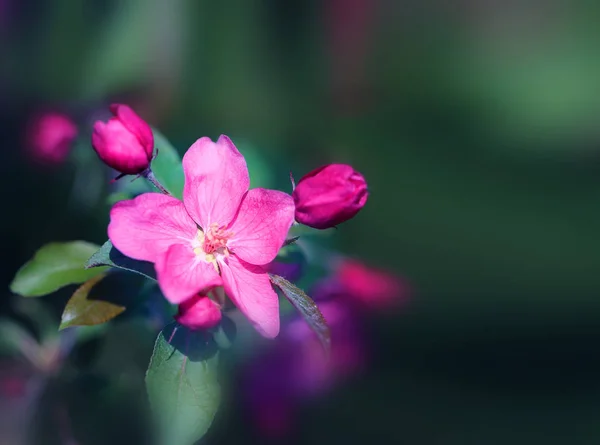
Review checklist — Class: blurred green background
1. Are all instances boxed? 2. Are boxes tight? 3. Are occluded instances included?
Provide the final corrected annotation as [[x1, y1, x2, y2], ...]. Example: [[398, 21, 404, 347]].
[[4, 0, 600, 444]]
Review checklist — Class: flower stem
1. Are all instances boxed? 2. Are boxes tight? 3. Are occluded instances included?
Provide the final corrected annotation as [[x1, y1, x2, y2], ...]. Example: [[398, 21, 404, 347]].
[[143, 169, 171, 195]]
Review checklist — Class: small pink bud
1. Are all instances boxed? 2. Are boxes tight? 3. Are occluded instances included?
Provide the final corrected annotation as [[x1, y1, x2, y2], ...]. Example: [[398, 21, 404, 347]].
[[27, 112, 78, 164], [91, 104, 154, 175], [292, 164, 368, 229], [174, 295, 222, 330]]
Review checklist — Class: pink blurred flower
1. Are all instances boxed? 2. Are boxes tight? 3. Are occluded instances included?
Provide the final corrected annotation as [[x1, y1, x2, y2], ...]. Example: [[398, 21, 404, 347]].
[[92, 104, 154, 175], [174, 294, 222, 330], [338, 260, 410, 309], [312, 259, 409, 310], [26, 112, 78, 164], [293, 164, 368, 229], [108, 135, 295, 337]]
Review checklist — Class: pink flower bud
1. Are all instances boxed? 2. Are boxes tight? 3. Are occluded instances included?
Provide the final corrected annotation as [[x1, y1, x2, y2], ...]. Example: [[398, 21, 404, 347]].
[[292, 164, 368, 229], [174, 295, 222, 330], [92, 104, 154, 174], [27, 112, 78, 164]]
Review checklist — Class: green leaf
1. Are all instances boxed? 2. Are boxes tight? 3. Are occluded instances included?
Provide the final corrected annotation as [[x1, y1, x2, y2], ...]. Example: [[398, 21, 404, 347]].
[[59, 274, 126, 330], [85, 240, 156, 281], [151, 129, 184, 199], [146, 323, 221, 445], [10, 241, 107, 297], [269, 274, 331, 355]]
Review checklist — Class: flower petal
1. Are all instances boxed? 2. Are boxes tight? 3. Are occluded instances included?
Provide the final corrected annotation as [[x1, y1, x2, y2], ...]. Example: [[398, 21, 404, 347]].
[[155, 244, 223, 304], [228, 188, 295, 265], [182, 135, 249, 228], [109, 103, 154, 158], [220, 255, 279, 338], [108, 193, 197, 263]]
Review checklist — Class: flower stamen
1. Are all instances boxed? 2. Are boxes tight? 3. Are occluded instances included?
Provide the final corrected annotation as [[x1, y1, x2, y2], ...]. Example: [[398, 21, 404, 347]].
[[192, 224, 233, 272], [203, 223, 233, 254]]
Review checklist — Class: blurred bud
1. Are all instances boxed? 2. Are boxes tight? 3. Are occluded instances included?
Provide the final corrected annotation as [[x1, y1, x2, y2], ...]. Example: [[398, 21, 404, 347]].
[[174, 295, 221, 330], [26, 112, 78, 164], [92, 104, 154, 174], [293, 164, 368, 229], [338, 260, 409, 309]]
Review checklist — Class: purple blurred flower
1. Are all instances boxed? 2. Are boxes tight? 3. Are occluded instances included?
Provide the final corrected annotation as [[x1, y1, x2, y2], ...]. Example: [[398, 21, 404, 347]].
[[267, 260, 304, 282], [241, 299, 367, 439], [241, 348, 296, 440], [284, 300, 367, 395]]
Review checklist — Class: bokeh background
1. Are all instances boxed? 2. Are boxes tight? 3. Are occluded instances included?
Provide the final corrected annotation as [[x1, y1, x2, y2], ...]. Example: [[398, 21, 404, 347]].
[[3, 0, 600, 444]]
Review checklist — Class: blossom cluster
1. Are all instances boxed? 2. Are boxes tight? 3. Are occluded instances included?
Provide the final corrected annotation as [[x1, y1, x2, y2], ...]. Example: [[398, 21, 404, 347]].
[[90, 104, 369, 336], [11, 102, 408, 443]]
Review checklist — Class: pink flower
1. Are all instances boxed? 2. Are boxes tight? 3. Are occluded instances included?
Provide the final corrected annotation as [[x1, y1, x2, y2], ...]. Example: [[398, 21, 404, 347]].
[[175, 294, 222, 330], [108, 135, 295, 337], [293, 163, 368, 229], [92, 104, 154, 174], [26, 112, 78, 164]]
